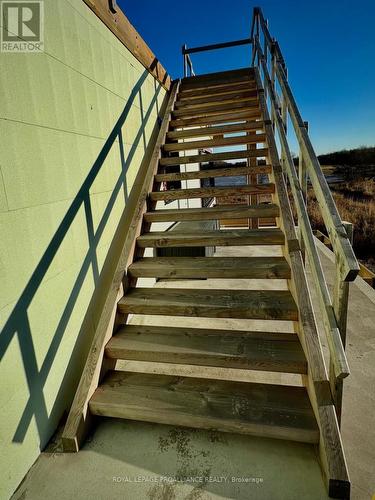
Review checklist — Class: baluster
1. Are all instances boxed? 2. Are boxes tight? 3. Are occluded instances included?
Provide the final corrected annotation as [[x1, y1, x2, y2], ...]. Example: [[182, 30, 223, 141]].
[[299, 121, 309, 262], [331, 221, 354, 425]]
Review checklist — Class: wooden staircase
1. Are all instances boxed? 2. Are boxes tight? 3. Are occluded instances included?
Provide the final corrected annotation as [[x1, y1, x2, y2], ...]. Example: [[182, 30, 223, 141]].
[[62, 62, 357, 499]]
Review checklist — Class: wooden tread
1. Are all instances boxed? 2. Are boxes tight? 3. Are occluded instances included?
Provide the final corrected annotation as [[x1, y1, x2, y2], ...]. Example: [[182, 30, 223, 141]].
[[167, 120, 264, 140], [128, 256, 291, 279], [170, 108, 261, 128], [136, 228, 284, 248], [163, 132, 266, 152], [178, 81, 257, 99], [180, 68, 254, 88], [105, 325, 306, 374], [89, 371, 318, 443], [172, 99, 258, 118], [178, 85, 258, 103], [117, 288, 298, 320], [159, 148, 268, 167], [175, 89, 258, 108], [144, 203, 280, 223], [155, 164, 272, 183], [149, 184, 274, 202]]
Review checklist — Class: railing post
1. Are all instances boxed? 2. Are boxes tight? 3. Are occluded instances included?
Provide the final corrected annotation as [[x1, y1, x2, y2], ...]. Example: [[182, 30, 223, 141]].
[[270, 41, 277, 131], [331, 221, 354, 426], [299, 121, 309, 262], [182, 44, 187, 78], [263, 19, 268, 100]]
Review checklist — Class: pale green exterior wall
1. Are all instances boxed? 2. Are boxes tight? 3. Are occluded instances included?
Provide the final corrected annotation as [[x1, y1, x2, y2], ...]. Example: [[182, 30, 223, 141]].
[[0, 1, 167, 497]]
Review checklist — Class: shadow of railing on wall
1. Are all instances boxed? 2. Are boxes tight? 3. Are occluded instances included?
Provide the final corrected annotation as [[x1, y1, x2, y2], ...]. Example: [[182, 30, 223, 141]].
[[0, 62, 167, 450]]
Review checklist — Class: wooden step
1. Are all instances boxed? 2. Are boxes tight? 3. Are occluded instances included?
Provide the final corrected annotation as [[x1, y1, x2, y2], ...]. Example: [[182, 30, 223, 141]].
[[128, 256, 291, 279], [180, 68, 254, 88], [172, 99, 258, 118], [89, 372, 318, 443], [150, 184, 274, 202], [167, 120, 264, 140], [175, 89, 258, 108], [155, 164, 272, 183], [178, 82, 257, 100], [118, 288, 298, 321], [170, 108, 261, 128], [159, 148, 268, 167], [105, 325, 306, 374], [144, 203, 280, 223], [163, 132, 266, 152], [137, 228, 285, 248]]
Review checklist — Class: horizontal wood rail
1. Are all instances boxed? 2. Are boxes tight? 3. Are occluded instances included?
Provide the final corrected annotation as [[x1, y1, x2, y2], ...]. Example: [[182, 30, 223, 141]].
[[182, 38, 252, 78], [183, 38, 252, 54]]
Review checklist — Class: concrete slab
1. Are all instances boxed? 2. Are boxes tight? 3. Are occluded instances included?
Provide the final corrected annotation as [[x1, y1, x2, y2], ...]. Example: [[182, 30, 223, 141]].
[[12, 420, 328, 500], [11, 242, 375, 500]]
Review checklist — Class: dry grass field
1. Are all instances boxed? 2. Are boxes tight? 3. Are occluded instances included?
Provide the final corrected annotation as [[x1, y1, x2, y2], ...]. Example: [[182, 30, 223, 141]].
[[306, 178, 375, 272]]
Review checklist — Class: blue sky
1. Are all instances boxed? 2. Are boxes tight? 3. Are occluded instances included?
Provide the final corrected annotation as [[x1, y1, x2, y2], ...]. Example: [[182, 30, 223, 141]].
[[119, 0, 375, 155]]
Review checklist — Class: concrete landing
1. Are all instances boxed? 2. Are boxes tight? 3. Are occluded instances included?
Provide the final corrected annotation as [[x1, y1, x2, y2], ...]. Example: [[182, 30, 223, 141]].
[[12, 419, 328, 500], [11, 242, 375, 500]]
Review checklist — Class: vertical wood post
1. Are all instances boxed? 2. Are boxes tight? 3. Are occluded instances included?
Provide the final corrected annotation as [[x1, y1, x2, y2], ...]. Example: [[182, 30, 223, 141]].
[[330, 221, 354, 426], [183, 44, 187, 78], [271, 41, 277, 131], [281, 67, 288, 133], [263, 19, 269, 100], [299, 121, 309, 262]]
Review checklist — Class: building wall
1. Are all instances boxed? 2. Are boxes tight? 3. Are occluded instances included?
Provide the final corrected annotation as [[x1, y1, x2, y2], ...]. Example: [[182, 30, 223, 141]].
[[0, 0, 167, 497]]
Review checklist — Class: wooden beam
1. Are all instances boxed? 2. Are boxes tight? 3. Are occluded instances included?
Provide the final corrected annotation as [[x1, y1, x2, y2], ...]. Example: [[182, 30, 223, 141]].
[[81, 0, 170, 89], [183, 38, 252, 55]]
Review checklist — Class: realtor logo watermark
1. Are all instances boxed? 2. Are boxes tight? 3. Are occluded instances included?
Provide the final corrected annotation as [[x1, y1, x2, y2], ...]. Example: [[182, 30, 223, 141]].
[[1, 1, 44, 52]]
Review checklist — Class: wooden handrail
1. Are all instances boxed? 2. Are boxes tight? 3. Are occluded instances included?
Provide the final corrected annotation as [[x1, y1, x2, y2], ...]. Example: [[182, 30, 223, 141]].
[[182, 38, 252, 77], [252, 8, 360, 434], [253, 9, 359, 282], [254, 38, 349, 380], [254, 69, 350, 497]]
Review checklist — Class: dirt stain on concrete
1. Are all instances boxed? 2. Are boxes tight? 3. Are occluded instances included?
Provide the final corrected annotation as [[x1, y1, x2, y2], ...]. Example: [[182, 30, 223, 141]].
[[147, 482, 176, 500]]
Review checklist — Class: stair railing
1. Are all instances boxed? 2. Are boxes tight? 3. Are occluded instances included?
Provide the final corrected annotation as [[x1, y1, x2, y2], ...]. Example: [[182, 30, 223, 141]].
[[251, 6, 359, 423], [181, 38, 252, 77]]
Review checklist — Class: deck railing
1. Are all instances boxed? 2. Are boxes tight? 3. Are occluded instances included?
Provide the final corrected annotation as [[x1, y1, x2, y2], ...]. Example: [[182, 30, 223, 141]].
[[251, 6, 359, 423], [182, 7, 360, 423]]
